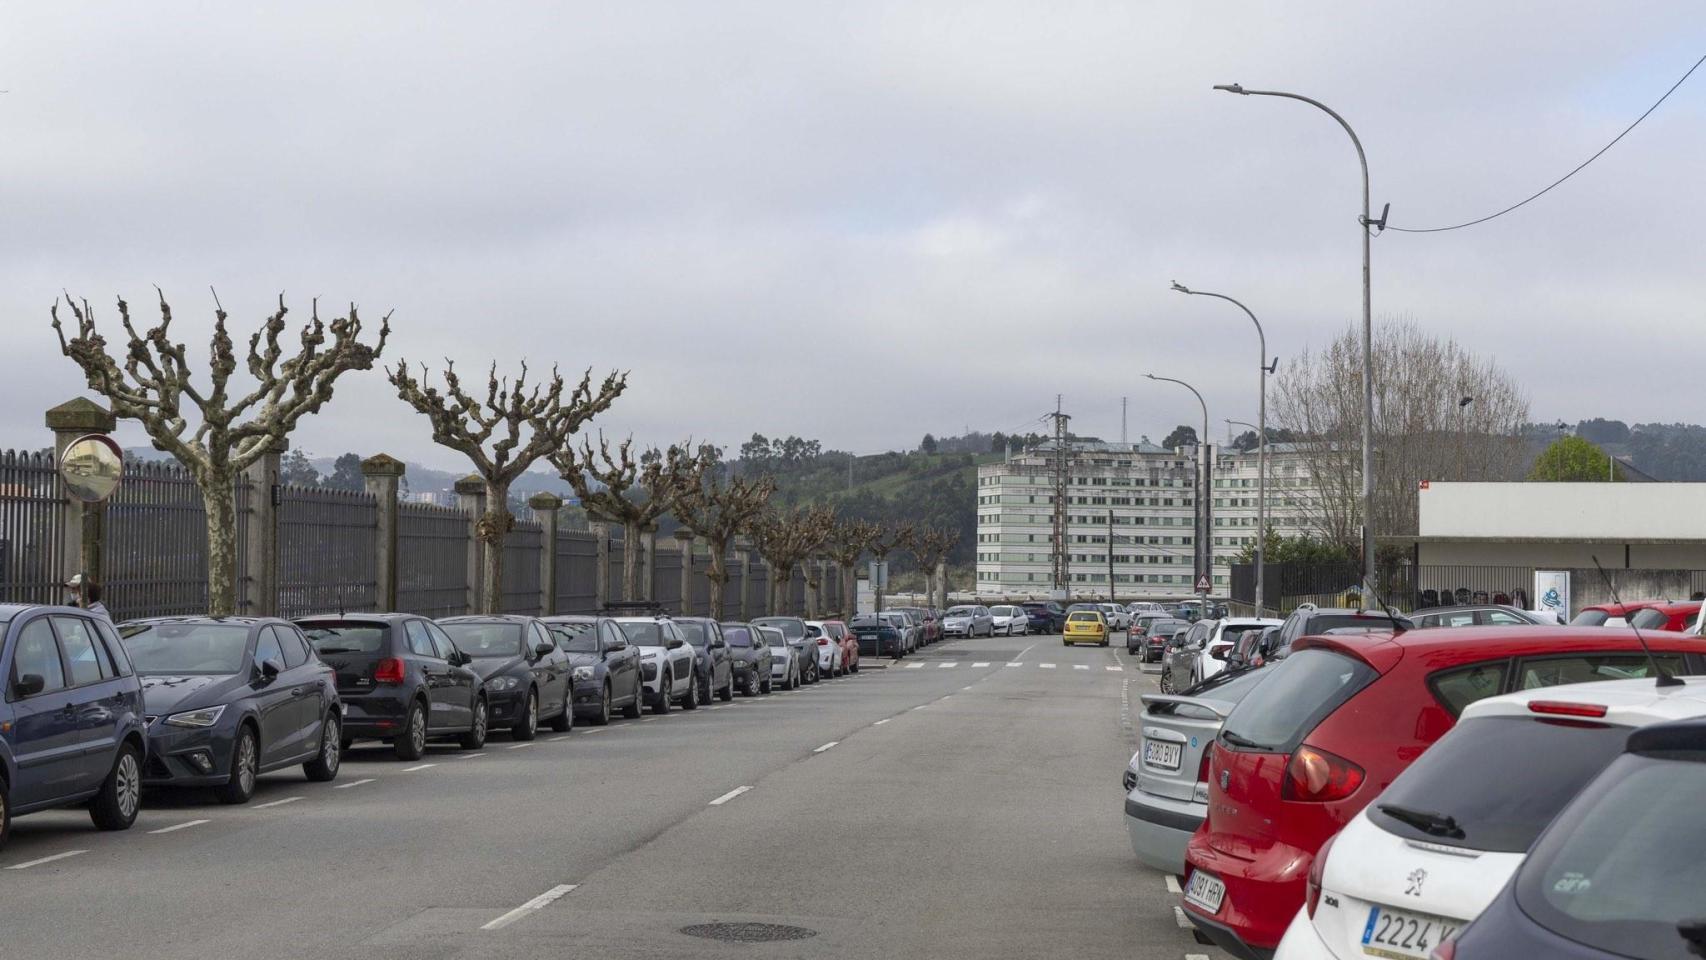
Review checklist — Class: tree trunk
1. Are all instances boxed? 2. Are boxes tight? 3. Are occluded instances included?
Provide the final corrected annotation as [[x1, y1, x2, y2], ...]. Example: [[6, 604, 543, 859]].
[[202, 478, 239, 618], [805, 568, 821, 619], [841, 562, 856, 620], [479, 480, 511, 615], [622, 519, 642, 601], [706, 554, 727, 620]]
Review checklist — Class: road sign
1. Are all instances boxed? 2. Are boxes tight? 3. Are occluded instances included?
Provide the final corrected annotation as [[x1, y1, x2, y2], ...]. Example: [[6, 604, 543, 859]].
[[1196, 575, 1211, 593], [868, 561, 889, 589]]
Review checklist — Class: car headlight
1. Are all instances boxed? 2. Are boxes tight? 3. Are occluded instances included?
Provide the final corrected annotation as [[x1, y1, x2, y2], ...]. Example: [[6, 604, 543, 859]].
[[164, 705, 227, 728], [486, 676, 519, 691], [572, 666, 595, 681]]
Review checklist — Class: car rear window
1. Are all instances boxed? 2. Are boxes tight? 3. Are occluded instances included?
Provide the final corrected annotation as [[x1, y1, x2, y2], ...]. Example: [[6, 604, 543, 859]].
[[1219, 649, 1377, 752], [1515, 752, 1706, 959], [1301, 614, 1410, 635], [1428, 661, 1512, 715], [1067, 612, 1100, 622], [1368, 716, 1627, 853], [1568, 609, 1611, 627], [301, 623, 389, 655], [1627, 608, 1672, 631]]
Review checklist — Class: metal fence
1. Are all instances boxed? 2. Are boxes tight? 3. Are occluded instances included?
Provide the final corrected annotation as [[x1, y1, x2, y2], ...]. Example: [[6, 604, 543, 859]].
[[106, 461, 252, 620], [500, 520, 542, 615], [555, 531, 599, 614], [279, 485, 378, 619], [0, 450, 68, 607], [398, 501, 468, 618], [655, 549, 682, 611]]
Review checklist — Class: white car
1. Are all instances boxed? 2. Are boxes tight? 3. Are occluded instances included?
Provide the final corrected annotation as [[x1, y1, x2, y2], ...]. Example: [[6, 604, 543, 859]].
[[1191, 618, 1280, 684], [613, 617, 700, 713], [1097, 603, 1131, 631], [758, 625, 804, 689], [988, 605, 1028, 636], [1127, 601, 1167, 617], [804, 621, 845, 677], [1275, 675, 1706, 960]]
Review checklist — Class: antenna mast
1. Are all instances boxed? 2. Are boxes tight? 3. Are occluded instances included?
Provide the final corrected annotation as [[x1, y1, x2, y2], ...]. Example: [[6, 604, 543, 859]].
[[1045, 396, 1073, 596]]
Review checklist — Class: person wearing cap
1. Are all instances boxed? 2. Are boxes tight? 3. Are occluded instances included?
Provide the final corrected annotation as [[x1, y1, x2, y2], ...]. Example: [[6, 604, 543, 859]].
[[65, 574, 111, 620]]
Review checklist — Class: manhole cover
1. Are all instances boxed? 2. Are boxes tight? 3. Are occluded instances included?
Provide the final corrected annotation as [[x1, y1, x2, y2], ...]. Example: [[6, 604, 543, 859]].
[[679, 923, 818, 943]]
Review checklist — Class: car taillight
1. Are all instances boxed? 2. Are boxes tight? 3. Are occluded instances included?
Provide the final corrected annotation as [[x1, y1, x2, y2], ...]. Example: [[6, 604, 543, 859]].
[[1197, 746, 1213, 785], [817, 638, 830, 645], [373, 657, 406, 684], [1283, 745, 1365, 802], [1527, 700, 1608, 718], [1429, 937, 1456, 960], [1305, 831, 1338, 918]]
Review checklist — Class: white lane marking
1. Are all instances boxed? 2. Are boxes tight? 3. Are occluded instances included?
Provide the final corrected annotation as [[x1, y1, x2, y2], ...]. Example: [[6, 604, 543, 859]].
[[334, 778, 376, 790], [148, 818, 210, 835], [640, 717, 657, 722], [1017, 642, 1037, 659], [973, 661, 990, 667], [1166, 875, 1182, 893], [911, 704, 928, 710], [6, 850, 87, 870], [480, 883, 579, 931], [1006, 662, 1022, 667], [1187, 955, 1212, 960], [962, 685, 973, 691], [937, 662, 957, 669], [904, 663, 924, 670], [253, 796, 304, 810], [813, 741, 838, 753], [579, 727, 605, 733], [402, 763, 438, 772], [1073, 664, 1090, 671], [1174, 905, 1193, 928], [507, 742, 534, 750], [1039, 663, 1056, 669], [708, 785, 753, 806], [872, 718, 891, 726], [457, 752, 483, 759], [1106, 665, 1123, 672]]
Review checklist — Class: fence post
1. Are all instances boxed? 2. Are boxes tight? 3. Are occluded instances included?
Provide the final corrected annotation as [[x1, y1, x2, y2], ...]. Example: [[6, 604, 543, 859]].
[[530, 493, 562, 616], [46, 398, 117, 593], [241, 440, 285, 616], [733, 538, 752, 619], [590, 519, 612, 611], [454, 475, 486, 614], [361, 454, 404, 612], [639, 523, 658, 602], [674, 529, 694, 615]]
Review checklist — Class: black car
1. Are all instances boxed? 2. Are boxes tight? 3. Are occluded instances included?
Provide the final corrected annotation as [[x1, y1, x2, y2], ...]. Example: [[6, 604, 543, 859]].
[[1261, 603, 1415, 662], [0, 605, 148, 846], [1021, 601, 1065, 633], [542, 615, 644, 725], [676, 617, 736, 703], [1130, 615, 1188, 661], [751, 616, 819, 684], [299, 613, 486, 758], [1448, 719, 1706, 960], [718, 622, 774, 695], [849, 615, 903, 659], [121, 617, 341, 803], [437, 616, 573, 740]]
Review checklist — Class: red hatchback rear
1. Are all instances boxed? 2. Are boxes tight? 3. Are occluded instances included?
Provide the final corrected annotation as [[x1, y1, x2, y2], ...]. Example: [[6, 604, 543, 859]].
[[1180, 625, 1706, 960]]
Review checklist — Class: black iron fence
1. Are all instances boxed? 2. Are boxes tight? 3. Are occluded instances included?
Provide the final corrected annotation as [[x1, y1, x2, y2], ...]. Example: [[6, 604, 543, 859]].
[[279, 485, 378, 619], [106, 461, 250, 620], [0, 450, 68, 607], [397, 501, 469, 618]]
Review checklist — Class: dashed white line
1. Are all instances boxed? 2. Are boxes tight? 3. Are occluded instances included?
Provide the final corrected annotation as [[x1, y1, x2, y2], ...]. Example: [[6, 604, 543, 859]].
[[402, 763, 438, 772], [1174, 905, 1193, 928], [1165, 875, 1182, 894], [457, 752, 484, 759], [1187, 955, 1211, 960], [507, 742, 534, 750], [1073, 664, 1090, 671], [1105, 665, 1123, 672], [904, 663, 924, 670], [579, 727, 605, 733], [335, 778, 376, 790], [6, 850, 87, 870], [973, 661, 990, 667], [962, 685, 973, 691], [253, 796, 304, 810], [813, 741, 838, 753], [640, 717, 657, 722], [480, 883, 579, 931], [937, 662, 957, 669], [708, 785, 753, 806], [1006, 662, 1022, 667], [1039, 663, 1056, 669], [872, 718, 891, 726], [148, 818, 210, 835]]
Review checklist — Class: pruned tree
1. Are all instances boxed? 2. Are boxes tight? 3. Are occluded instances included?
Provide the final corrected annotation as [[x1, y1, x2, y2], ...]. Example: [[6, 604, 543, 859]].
[[904, 525, 960, 609], [746, 504, 835, 616], [54, 291, 389, 616], [867, 520, 915, 613], [824, 517, 881, 621], [390, 360, 624, 613], [672, 446, 776, 618], [554, 436, 705, 601]]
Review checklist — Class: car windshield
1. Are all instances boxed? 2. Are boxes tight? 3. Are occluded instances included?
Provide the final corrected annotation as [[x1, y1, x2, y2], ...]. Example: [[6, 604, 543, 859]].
[[300, 623, 388, 654], [548, 621, 600, 654], [1516, 752, 1706, 958], [119, 623, 251, 675], [439, 622, 525, 658], [676, 621, 712, 647], [617, 621, 670, 647], [754, 618, 804, 640], [720, 626, 753, 648], [1215, 623, 1269, 647], [946, 606, 977, 616], [1218, 648, 1377, 752]]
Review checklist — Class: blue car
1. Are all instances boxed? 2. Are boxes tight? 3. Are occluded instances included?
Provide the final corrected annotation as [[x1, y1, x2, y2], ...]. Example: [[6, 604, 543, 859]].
[[0, 604, 148, 847]]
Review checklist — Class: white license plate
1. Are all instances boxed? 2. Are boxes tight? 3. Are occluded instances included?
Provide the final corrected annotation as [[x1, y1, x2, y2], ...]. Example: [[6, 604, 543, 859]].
[[1182, 870, 1225, 914], [1360, 906, 1459, 960], [1143, 738, 1182, 771]]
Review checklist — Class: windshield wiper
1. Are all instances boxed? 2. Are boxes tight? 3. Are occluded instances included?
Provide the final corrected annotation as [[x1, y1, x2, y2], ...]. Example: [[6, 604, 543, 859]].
[[1219, 730, 1264, 749], [1378, 803, 1466, 840]]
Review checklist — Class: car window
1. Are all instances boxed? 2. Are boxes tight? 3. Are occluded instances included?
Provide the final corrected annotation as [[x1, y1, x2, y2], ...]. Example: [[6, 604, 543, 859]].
[[254, 626, 285, 667], [598, 621, 625, 651], [1428, 661, 1511, 715], [404, 620, 437, 657], [11, 618, 67, 694], [440, 622, 526, 658], [1219, 649, 1377, 752], [1627, 608, 1670, 631], [1517, 653, 1686, 689], [1568, 609, 1611, 626], [53, 616, 110, 685], [1480, 610, 1531, 626], [276, 626, 310, 668], [805, 624, 824, 638], [303, 622, 389, 655], [93, 619, 133, 677], [119, 622, 252, 675], [530, 622, 554, 651], [424, 622, 458, 661], [1429, 611, 1477, 627]]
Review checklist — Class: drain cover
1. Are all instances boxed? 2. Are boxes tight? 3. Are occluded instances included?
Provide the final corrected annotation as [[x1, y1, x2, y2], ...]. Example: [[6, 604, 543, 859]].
[[679, 923, 818, 943]]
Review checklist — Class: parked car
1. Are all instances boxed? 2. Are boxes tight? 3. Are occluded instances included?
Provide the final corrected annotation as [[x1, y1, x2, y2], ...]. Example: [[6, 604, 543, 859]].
[[897, 607, 941, 645], [1566, 600, 1703, 631], [1, 605, 147, 845], [1179, 618, 1282, 687], [1098, 603, 1132, 631], [614, 617, 700, 712], [300, 613, 484, 757], [819, 619, 859, 674], [1162, 620, 1215, 692], [752, 617, 820, 683], [675, 616, 736, 703], [1128, 601, 1168, 617], [541, 615, 645, 724], [850, 616, 904, 660], [123, 616, 340, 803], [1410, 604, 1548, 628], [1181, 625, 1706, 959], [438, 615, 574, 739], [1443, 717, 1706, 960], [1274, 675, 1706, 960], [1255, 604, 1415, 664], [988, 604, 1029, 636], [804, 620, 845, 677], [759, 624, 804, 689], [1062, 609, 1109, 646], [1131, 615, 1189, 662], [719, 622, 775, 695], [878, 610, 919, 654], [941, 604, 993, 638], [1021, 601, 1066, 633]]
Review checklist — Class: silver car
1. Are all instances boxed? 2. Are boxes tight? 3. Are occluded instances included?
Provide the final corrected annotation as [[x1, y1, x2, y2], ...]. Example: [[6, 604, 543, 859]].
[[940, 604, 993, 638], [1160, 620, 1215, 694], [878, 610, 918, 652]]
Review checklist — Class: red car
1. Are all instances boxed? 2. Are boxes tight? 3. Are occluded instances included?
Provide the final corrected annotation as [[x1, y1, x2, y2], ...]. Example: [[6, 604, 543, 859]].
[[818, 619, 860, 674], [1571, 600, 1701, 632], [1181, 625, 1706, 959]]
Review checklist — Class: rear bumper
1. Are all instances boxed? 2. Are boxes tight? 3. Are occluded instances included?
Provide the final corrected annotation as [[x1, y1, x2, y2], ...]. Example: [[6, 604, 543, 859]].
[[339, 694, 410, 738], [1184, 831, 1311, 955], [1124, 790, 1203, 875], [1188, 911, 1274, 960]]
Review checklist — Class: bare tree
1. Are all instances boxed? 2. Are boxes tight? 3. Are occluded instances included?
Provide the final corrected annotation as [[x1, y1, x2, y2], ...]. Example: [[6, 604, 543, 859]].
[[824, 517, 881, 621], [390, 360, 624, 613], [672, 446, 776, 618], [904, 525, 960, 609], [55, 292, 389, 616], [553, 437, 704, 601], [747, 505, 835, 616], [867, 521, 915, 613]]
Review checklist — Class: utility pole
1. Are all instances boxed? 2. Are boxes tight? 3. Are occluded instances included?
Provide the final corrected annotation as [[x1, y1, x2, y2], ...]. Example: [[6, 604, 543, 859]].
[[1107, 510, 1116, 604], [1121, 397, 1128, 444], [1045, 397, 1072, 598]]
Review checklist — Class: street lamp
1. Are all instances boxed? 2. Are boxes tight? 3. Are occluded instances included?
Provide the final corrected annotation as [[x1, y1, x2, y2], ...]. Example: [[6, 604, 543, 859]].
[[1173, 281, 1275, 617], [1214, 82, 1381, 604], [1145, 373, 1211, 598]]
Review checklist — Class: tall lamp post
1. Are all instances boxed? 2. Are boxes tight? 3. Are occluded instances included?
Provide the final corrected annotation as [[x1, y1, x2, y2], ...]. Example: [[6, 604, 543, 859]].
[[1145, 373, 1211, 599], [1173, 282, 1274, 617], [1214, 82, 1380, 603]]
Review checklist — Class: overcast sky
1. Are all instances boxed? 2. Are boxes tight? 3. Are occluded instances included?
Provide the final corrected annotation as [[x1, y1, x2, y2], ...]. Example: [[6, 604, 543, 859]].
[[2, 3, 1700, 472]]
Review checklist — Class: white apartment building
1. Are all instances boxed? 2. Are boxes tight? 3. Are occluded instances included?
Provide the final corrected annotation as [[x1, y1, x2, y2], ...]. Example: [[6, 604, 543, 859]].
[[1209, 442, 1325, 585]]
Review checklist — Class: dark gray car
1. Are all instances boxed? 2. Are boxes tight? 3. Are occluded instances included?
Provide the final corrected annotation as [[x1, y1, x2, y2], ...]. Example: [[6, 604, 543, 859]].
[[719, 622, 774, 695], [752, 617, 819, 684]]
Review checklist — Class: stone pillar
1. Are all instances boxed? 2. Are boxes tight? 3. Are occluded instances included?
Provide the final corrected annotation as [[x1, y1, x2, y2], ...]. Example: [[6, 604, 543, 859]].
[[454, 474, 487, 614], [675, 529, 695, 615], [241, 440, 285, 616], [361, 454, 405, 611], [639, 523, 658, 602], [935, 559, 948, 611], [591, 519, 614, 611], [733, 538, 753, 620], [46, 398, 117, 591], [530, 493, 562, 616]]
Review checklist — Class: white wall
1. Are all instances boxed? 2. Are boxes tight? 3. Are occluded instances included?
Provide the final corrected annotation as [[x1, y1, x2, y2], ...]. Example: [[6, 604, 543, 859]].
[[1419, 482, 1706, 541]]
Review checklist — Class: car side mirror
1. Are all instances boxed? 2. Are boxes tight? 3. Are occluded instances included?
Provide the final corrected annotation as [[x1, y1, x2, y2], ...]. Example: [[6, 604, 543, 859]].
[[448, 650, 469, 667], [1210, 648, 1229, 661], [534, 642, 555, 657], [258, 658, 283, 682], [666, 638, 684, 650], [14, 673, 44, 697], [711, 638, 726, 650]]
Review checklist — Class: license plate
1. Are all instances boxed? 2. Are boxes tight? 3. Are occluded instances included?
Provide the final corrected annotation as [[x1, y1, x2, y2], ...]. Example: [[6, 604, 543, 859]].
[[1361, 906, 1459, 960], [1182, 870, 1225, 914], [1143, 738, 1182, 771]]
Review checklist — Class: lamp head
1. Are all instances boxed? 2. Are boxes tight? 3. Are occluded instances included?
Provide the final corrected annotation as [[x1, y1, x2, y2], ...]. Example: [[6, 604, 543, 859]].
[[1170, 281, 1191, 294], [1144, 373, 1159, 382], [1213, 83, 1247, 95]]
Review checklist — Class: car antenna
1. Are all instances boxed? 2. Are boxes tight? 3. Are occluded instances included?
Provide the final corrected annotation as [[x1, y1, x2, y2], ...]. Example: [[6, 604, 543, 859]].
[[1592, 555, 1683, 688], [1361, 577, 1407, 634]]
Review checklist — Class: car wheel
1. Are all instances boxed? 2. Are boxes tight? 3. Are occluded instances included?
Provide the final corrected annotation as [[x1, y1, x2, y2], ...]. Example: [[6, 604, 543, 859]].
[[681, 674, 699, 710], [593, 684, 612, 725], [549, 693, 573, 732], [622, 681, 644, 719], [392, 700, 428, 760], [89, 742, 143, 831], [216, 726, 260, 804], [761, 672, 773, 694], [514, 689, 540, 739], [720, 673, 735, 702], [1158, 666, 1172, 695], [460, 697, 489, 749], [652, 676, 672, 714], [304, 714, 342, 782]]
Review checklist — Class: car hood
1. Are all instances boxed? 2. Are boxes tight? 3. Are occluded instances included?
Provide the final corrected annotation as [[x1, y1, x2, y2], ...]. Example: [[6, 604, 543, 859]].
[[566, 652, 600, 670], [140, 673, 248, 716], [943, 616, 971, 625], [467, 656, 526, 680]]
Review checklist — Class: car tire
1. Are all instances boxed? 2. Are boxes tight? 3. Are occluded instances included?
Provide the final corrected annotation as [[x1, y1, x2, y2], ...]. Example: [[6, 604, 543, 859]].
[[761, 672, 773, 694], [514, 689, 540, 739], [743, 672, 758, 697], [216, 726, 260, 804], [652, 676, 672, 714], [1158, 666, 1172, 695], [460, 697, 489, 749], [549, 696, 573, 733], [89, 741, 142, 831], [394, 701, 428, 761], [720, 674, 735, 702], [622, 682, 644, 719], [592, 684, 612, 725], [304, 714, 342, 782], [681, 675, 699, 710]]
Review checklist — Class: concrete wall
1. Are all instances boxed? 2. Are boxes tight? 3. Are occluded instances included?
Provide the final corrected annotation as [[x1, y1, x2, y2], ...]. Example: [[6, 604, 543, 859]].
[[1419, 482, 1706, 540], [1417, 540, 1706, 570]]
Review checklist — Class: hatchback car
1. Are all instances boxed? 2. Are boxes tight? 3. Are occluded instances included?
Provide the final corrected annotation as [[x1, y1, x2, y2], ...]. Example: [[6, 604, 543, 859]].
[[438, 615, 574, 739], [878, 610, 918, 654], [760, 625, 803, 689], [988, 605, 1029, 636], [540, 616, 644, 724], [301, 613, 484, 757], [850, 615, 904, 660], [1183, 618, 1282, 688], [1181, 626, 1706, 959], [1022, 601, 1066, 633], [897, 607, 941, 645], [123, 617, 340, 803], [676, 616, 736, 703], [818, 619, 859, 674], [0, 605, 147, 846], [1062, 610, 1108, 646], [753, 617, 820, 683], [804, 620, 846, 677], [941, 604, 993, 638], [614, 617, 700, 712], [718, 622, 775, 695]]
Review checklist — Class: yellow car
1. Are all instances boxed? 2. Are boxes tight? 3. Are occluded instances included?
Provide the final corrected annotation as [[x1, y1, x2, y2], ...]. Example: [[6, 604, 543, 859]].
[[1062, 610, 1109, 646]]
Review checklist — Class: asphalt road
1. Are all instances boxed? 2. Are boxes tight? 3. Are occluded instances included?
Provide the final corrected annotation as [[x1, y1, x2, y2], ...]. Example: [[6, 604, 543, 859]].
[[2, 633, 1226, 960]]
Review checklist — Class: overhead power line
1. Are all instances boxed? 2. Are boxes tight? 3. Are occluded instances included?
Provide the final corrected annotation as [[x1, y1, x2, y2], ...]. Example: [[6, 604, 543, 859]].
[[1387, 51, 1705, 234]]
